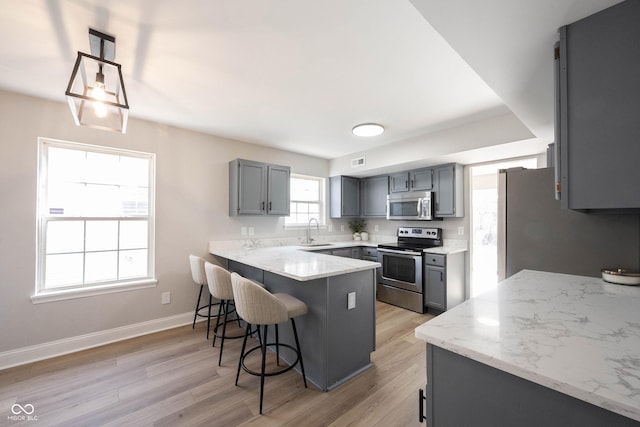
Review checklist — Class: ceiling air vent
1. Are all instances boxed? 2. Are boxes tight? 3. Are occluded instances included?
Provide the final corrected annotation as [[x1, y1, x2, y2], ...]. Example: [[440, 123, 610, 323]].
[[351, 156, 365, 168]]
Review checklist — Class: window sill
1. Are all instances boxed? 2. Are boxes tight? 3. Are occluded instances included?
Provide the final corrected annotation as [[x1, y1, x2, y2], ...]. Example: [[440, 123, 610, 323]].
[[31, 279, 158, 304]]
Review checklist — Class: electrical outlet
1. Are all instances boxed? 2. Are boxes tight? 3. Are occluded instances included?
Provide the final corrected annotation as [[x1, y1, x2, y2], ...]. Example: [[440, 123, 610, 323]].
[[348, 292, 356, 310], [248, 227, 254, 236], [161, 292, 171, 304], [458, 226, 464, 236], [374, 225, 379, 232], [328, 224, 333, 232], [241, 226, 247, 236]]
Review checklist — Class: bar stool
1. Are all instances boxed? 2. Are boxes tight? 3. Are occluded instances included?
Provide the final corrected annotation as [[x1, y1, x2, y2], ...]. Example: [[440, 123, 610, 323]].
[[230, 272, 308, 414], [204, 262, 245, 366], [188, 254, 220, 339]]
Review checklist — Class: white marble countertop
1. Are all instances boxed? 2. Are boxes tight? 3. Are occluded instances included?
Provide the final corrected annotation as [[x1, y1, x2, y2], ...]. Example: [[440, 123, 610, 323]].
[[415, 269, 640, 422], [209, 241, 380, 281]]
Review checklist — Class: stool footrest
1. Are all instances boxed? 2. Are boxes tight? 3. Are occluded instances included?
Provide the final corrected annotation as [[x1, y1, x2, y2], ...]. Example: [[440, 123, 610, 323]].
[[240, 343, 300, 377]]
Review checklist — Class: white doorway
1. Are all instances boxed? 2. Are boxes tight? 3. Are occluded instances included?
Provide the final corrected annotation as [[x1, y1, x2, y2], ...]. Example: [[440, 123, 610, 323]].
[[470, 158, 537, 297]]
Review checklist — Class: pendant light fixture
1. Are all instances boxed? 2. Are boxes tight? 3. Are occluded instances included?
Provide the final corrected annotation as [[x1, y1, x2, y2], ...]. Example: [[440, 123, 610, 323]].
[[65, 29, 129, 133], [352, 123, 384, 137]]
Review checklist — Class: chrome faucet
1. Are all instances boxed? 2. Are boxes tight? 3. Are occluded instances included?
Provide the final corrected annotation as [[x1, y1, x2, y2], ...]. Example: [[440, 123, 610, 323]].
[[307, 218, 320, 244]]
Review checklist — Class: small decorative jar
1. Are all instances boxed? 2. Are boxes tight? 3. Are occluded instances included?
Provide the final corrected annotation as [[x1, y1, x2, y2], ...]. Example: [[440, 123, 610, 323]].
[[360, 231, 369, 241], [353, 232, 362, 241]]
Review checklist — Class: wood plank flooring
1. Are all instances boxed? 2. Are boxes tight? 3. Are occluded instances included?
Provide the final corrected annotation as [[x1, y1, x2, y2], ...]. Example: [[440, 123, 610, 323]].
[[0, 301, 434, 426]]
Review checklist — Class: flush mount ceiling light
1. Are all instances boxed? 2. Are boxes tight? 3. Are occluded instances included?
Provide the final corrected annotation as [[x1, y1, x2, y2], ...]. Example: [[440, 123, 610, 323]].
[[352, 123, 384, 137], [65, 29, 129, 133]]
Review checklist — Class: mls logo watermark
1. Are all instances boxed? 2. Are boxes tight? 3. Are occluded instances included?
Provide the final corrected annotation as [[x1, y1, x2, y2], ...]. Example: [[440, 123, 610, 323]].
[[7, 403, 38, 422]]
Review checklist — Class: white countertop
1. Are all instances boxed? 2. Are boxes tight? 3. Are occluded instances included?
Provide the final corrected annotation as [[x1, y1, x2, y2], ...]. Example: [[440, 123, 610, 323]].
[[209, 241, 380, 281], [415, 269, 640, 422]]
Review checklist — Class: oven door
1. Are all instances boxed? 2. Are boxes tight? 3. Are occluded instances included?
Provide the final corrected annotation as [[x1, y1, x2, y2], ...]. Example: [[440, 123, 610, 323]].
[[377, 249, 423, 293]]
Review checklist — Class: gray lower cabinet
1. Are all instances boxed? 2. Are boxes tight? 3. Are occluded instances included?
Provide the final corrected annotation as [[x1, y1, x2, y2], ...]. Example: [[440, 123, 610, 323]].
[[423, 344, 640, 426], [330, 176, 360, 218], [556, 1, 640, 210], [424, 252, 464, 312], [360, 175, 388, 217], [229, 158, 290, 216], [331, 247, 355, 258], [433, 163, 464, 218]]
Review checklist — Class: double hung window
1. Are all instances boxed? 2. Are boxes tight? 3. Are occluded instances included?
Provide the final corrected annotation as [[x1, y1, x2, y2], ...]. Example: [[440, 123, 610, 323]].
[[285, 174, 325, 226], [36, 138, 155, 297]]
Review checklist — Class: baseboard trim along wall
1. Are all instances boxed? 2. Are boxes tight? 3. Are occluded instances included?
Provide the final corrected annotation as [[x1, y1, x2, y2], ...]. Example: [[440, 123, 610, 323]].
[[0, 312, 197, 370]]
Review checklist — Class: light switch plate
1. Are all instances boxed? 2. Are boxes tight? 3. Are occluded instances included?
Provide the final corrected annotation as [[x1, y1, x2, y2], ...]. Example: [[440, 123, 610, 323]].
[[348, 292, 356, 310]]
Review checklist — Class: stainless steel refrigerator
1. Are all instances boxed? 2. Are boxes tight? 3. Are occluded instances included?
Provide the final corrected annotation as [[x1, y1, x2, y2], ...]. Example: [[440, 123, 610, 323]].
[[498, 167, 640, 280]]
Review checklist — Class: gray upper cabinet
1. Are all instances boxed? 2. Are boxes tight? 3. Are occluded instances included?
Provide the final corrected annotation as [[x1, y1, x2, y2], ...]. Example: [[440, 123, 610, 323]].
[[390, 168, 433, 193], [360, 175, 388, 218], [389, 172, 410, 193], [556, 1, 640, 210], [409, 168, 433, 191], [433, 163, 464, 217], [330, 176, 360, 218], [229, 159, 290, 216]]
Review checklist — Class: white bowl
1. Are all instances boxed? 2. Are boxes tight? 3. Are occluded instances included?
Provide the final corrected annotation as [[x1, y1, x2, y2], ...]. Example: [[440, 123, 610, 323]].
[[601, 268, 640, 285]]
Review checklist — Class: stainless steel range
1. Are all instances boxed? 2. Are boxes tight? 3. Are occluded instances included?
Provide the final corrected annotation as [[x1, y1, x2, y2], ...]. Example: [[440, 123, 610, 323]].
[[377, 227, 443, 313]]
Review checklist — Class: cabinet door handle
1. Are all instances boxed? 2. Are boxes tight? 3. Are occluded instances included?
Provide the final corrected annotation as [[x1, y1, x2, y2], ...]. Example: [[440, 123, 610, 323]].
[[440, 272, 443, 281], [405, 180, 408, 189], [419, 388, 427, 422], [269, 201, 272, 211], [262, 201, 265, 211]]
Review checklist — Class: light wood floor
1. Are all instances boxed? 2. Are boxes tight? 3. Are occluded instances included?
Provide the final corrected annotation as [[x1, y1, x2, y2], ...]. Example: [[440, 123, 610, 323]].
[[0, 301, 434, 426]]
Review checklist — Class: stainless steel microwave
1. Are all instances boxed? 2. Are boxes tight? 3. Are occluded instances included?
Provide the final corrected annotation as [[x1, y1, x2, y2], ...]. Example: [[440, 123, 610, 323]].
[[386, 192, 434, 220]]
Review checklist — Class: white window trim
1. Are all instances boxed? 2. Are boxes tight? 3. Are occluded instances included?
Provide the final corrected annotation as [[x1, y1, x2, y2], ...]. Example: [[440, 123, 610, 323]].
[[34, 137, 156, 301], [284, 173, 326, 228], [30, 279, 158, 304]]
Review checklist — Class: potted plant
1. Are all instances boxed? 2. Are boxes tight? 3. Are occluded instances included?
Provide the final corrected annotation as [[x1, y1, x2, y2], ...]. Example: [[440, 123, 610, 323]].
[[348, 219, 367, 241]]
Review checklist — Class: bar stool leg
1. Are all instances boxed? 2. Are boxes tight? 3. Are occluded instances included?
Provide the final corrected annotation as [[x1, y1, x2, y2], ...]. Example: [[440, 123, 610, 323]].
[[259, 324, 269, 415], [291, 318, 308, 388], [275, 324, 280, 366], [212, 300, 224, 348], [236, 324, 251, 386], [206, 295, 213, 339], [218, 300, 231, 366], [192, 285, 204, 328]]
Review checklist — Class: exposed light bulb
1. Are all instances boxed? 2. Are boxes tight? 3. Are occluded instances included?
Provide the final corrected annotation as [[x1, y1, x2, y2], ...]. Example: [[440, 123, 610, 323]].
[[92, 69, 107, 118], [92, 83, 107, 118]]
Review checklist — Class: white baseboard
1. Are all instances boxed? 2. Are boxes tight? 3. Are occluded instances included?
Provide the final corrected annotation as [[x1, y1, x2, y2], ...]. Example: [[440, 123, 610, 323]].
[[0, 312, 200, 370]]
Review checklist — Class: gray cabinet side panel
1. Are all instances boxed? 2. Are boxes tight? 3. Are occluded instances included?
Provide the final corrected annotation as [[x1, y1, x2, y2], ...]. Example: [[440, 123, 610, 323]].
[[564, 1, 640, 209], [505, 168, 640, 278], [326, 270, 375, 386], [427, 344, 640, 427]]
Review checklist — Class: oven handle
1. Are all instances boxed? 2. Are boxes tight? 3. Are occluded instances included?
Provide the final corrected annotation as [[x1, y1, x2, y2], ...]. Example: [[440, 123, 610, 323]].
[[378, 248, 423, 256]]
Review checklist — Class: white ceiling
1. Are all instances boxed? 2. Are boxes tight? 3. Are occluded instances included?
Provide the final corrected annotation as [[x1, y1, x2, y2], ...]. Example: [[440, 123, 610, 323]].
[[0, 0, 622, 160]]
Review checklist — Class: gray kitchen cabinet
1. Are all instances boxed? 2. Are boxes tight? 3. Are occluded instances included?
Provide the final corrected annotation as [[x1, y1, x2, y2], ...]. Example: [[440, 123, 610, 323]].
[[556, 1, 640, 211], [229, 158, 290, 216], [389, 172, 410, 193], [390, 168, 433, 193], [433, 163, 464, 217], [360, 175, 388, 217], [331, 247, 354, 258], [330, 176, 360, 218], [361, 246, 378, 262], [424, 252, 464, 312], [409, 168, 433, 191]]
